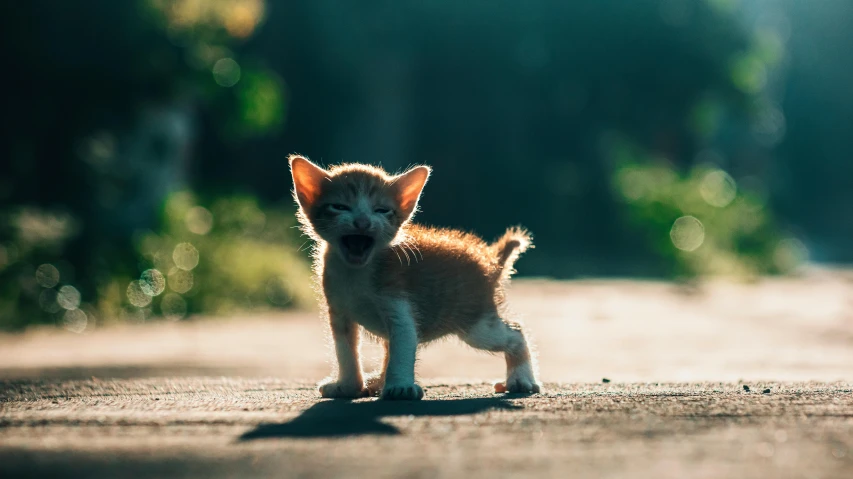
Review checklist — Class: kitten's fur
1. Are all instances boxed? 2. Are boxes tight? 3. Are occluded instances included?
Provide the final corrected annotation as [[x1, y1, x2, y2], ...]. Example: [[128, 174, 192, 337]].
[[290, 155, 540, 400]]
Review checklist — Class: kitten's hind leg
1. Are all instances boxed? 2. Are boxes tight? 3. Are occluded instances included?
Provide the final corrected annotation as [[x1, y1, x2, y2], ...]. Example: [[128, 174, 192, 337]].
[[365, 341, 389, 397], [460, 315, 541, 394]]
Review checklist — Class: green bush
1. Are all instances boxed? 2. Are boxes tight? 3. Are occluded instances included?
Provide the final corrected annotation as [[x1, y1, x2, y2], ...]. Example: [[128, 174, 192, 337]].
[[0, 192, 314, 331], [610, 141, 805, 279]]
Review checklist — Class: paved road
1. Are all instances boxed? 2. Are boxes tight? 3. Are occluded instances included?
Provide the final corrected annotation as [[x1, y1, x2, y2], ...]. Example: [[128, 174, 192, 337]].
[[2, 380, 852, 478], [2, 274, 853, 478]]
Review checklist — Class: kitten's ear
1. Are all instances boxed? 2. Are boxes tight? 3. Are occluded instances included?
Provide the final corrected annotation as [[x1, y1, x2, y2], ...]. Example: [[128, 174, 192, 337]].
[[289, 155, 329, 210], [393, 166, 431, 219]]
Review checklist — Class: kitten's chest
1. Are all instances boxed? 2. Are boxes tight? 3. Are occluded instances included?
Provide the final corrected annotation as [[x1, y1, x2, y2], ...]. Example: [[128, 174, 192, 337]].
[[323, 269, 388, 337]]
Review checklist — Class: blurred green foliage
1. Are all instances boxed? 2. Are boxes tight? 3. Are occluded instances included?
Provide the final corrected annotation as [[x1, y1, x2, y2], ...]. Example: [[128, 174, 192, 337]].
[[108, 192, 314, 321], [0, 0, 309, 331], [145, 0, 288, 140], [0, 195, 314, 331], [608, 138, 802, 279], [2, 0, 851, 330]]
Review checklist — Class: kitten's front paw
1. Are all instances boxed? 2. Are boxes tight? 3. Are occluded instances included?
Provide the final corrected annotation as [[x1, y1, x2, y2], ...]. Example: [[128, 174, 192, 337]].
[[380, 382, 424, 401], [319, 380, 367, 399], [495, 368, 541, 394]]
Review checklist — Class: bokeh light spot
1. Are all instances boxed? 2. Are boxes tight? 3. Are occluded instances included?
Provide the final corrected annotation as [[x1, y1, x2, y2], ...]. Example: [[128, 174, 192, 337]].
[[35, 264, 60, 288], [730, 53, 767, 94], [224, 1, 265, 38], [56, 285, 81, 310], [615, 167, 646, 201], [185, 206, 214, 235], [62, 309, 88, 334], [39, 289, 63, 313], [168, 268, 194, 294], [127, 281, 153, 307], [699, 170, 737, 207], [140, 269, 166, 297], [755, 28, 785, 66], [670, 216, 705, 252], [213, 58, 241, 87], [266, 276, 293, 306], [160, 293, 188, 321], [154, 0, 265, 40], [173, 243, 200, 271]]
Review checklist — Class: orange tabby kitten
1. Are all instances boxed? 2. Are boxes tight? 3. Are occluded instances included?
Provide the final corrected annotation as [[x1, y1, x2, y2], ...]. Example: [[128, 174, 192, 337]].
[[290, 155, 540, 400]]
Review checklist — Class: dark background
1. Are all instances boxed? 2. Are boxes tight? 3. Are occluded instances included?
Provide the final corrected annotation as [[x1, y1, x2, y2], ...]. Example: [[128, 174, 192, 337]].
[[1, 0, 852, 328]]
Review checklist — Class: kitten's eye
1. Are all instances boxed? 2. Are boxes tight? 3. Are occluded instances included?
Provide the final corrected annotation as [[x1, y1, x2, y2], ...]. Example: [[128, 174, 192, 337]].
[[328, 204, 351, 212], [374, 207, 392, 215]]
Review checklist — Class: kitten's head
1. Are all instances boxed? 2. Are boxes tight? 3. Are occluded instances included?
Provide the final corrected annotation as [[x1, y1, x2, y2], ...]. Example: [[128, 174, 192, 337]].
[[289, 155, 430, 267]]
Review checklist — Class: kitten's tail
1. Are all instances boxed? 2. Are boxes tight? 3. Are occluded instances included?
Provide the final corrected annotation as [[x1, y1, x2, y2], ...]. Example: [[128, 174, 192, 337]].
[[492, 227, 533, 279]]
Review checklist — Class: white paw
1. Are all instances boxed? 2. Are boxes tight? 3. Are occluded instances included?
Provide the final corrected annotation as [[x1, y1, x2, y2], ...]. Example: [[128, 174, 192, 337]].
[[495, 366, 541, 394], [380, 382, 424, 401], [319, 380, 367, 398]]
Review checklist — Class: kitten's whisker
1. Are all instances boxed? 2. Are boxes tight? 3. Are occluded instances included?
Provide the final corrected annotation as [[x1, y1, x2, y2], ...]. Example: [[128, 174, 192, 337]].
[[399, 244, 412, 266], [407, 241, 424, 262], [402, 242, 419, 264], [391, 246, 403, 266], [297, 240, 311, 253]]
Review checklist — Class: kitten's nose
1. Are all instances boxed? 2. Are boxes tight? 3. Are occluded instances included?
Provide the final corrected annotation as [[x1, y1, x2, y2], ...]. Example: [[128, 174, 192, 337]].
[[353, 216, 371, 231]]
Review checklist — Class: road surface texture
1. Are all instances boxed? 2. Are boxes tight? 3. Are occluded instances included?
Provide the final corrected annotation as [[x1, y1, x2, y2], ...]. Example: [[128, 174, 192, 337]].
[[2, 271, 853, 478]]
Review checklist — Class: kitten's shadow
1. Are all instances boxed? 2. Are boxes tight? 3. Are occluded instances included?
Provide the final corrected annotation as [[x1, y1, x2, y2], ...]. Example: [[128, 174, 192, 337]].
[[239, 396, 522, 439]]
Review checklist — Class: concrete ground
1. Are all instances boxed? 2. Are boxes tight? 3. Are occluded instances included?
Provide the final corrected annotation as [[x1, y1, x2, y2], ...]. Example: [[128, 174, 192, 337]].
[[2, 271, 853, 478]]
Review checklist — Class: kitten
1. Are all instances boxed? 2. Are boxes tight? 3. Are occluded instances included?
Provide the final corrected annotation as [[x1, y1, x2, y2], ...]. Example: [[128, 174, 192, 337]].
[[289, 155, 540, 400]]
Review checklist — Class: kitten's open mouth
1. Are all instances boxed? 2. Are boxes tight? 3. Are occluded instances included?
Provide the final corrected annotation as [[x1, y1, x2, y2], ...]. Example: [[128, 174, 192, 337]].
[[340, 234, 375, 265]]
